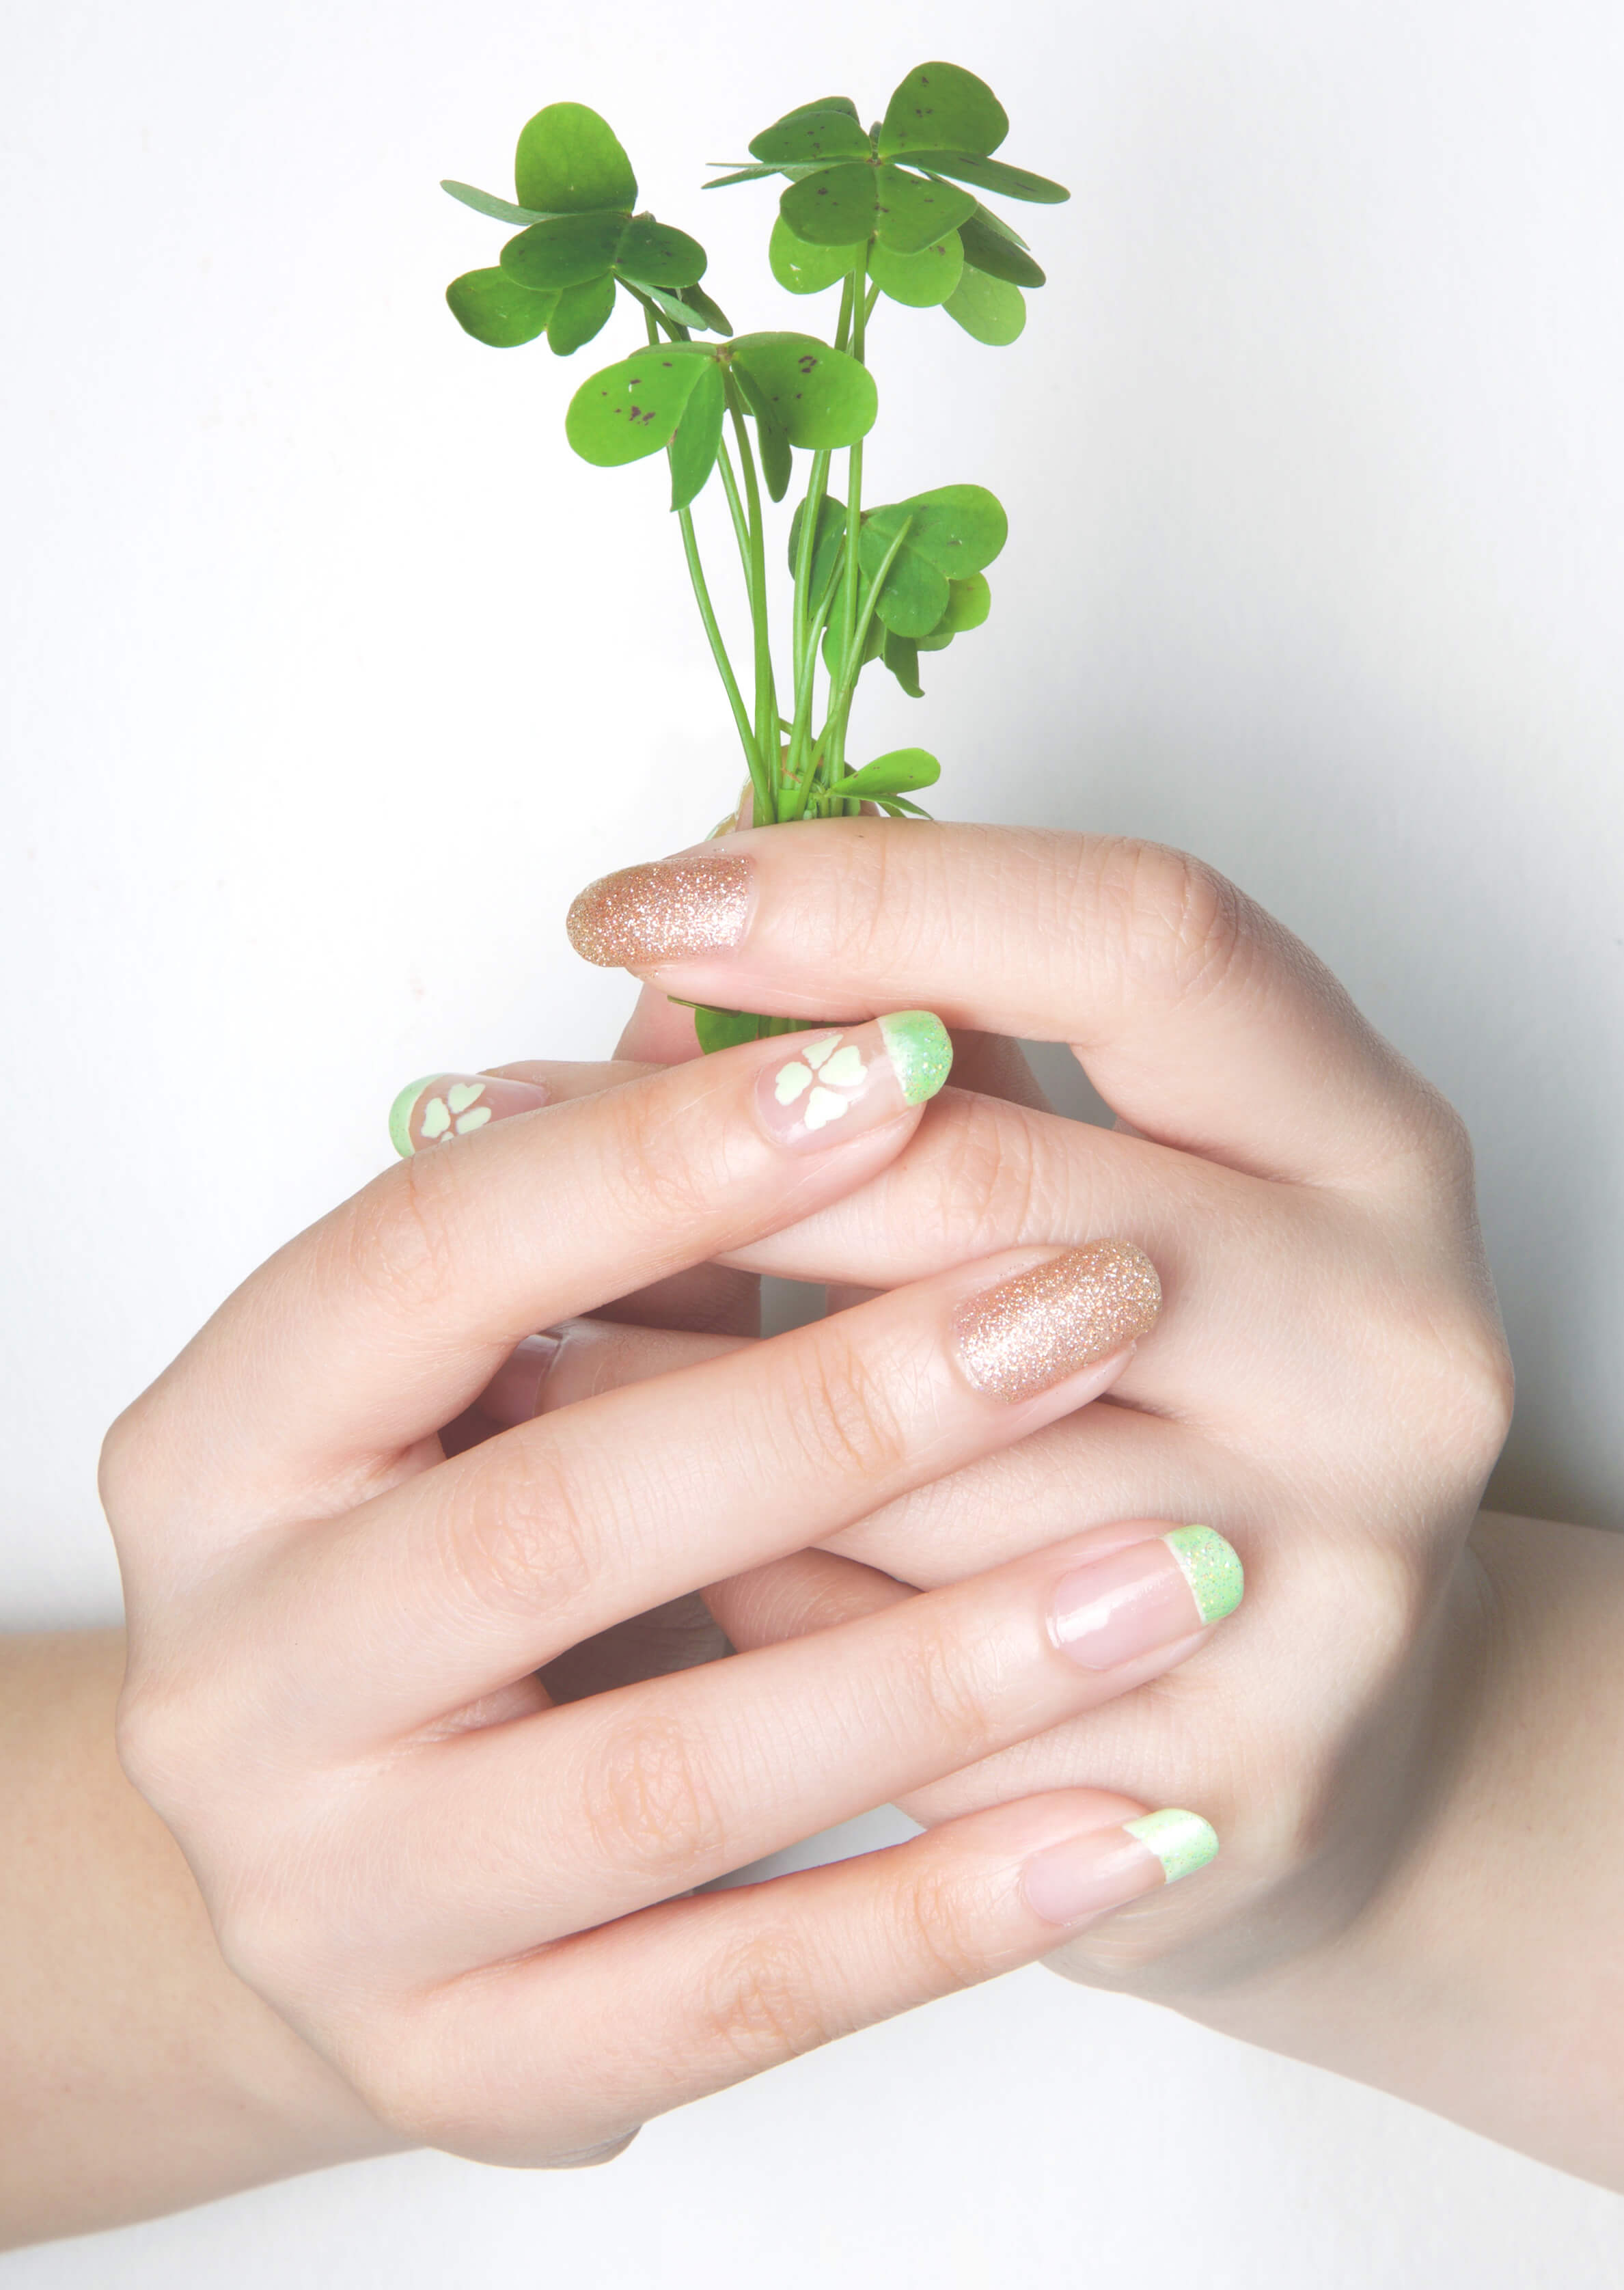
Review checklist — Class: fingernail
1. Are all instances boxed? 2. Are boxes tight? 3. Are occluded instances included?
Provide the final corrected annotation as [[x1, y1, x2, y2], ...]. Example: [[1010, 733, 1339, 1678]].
[[952, 1241, 1162, 1404], [1022, 1808, 1219, 1926], [1050, 1525, 1244, 1670], [566, 849, 754, 970], [756, 1011, 952, 1149], [388, 1073, 551, 1158]]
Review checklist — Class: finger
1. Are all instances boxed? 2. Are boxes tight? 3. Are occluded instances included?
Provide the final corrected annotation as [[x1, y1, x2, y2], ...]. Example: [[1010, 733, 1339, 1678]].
[[112, 1012, 954, 1549], [339, 1518, 1239, 1968], [614, 979, 704, 1064], [366, 1789, 1219, 2162], [239, 1239, 1164, 1736], [565, 823, 1447, 1184]]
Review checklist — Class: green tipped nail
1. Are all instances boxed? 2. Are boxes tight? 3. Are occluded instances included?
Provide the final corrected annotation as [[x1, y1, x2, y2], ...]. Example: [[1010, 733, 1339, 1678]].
[[1162, 1523, 1245, 1625], [877, 1010, 953, 1106], [387, 1076, 439, 1160], [1124, 1808, 1220, 1886]]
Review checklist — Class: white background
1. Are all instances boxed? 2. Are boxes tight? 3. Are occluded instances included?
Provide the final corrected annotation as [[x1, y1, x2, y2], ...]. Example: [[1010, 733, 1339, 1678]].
[[4, 0, 1623, 2280]]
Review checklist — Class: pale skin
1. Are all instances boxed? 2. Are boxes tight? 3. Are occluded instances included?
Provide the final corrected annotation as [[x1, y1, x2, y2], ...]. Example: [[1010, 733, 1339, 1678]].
[[5, 825, 1620, 2252]]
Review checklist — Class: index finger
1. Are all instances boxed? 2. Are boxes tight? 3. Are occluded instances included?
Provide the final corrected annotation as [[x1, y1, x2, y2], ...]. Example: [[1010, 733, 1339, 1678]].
[[566, 823, 1449, 1185]]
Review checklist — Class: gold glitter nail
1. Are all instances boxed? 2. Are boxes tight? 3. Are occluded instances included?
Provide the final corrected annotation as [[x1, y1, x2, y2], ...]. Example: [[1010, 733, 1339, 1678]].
[[952, 1241, 1162, 1403], [566, 851, 754, 970]]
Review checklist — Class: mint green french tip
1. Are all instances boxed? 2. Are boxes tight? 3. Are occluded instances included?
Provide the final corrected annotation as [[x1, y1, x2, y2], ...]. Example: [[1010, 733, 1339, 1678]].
[[388, 1076, 439, 1160], [1162, 1523, 1245, 1625], [877, 1010, 953, 1106], [1123, 1808, 1220, 1886]]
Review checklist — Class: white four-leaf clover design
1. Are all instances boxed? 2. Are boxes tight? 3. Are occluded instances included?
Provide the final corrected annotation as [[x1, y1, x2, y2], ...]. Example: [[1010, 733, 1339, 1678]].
[[773, 1032, 870, 1130], [419, 1080, 493, 1143]]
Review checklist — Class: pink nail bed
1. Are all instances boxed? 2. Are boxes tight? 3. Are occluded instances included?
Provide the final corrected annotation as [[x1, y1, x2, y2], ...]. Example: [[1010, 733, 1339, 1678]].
[[1049, 1526, 1244, 1669], [754, 1012, 953, 1149]]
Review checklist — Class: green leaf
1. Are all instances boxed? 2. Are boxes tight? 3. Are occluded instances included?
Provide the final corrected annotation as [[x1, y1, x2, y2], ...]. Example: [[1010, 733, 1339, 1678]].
[[769, 216, 863, 295], [939, 571, 991, 630], [958, 211, 1045, 288], [728, 333, 877, 448], [614, 213, 708, 288], [916, 624, 956, 652], [703, 163, 783, 189], [883, 630, 924, 697], [944, 267, 1026, 344], [878, 63, 1008, 161], [515, 102, 637, 215], [873, 164, 975, 253], [749, 105, 872, 165], [780, 161, 879, 245], [441, 180, 559, 226], [693, 1005, 765, 1051], [445, 267, 559, 347], [868, 230, 963, 308], [857, 520, 950, 636], [501, 211, 624, 291], [788, 493, 847, 600], [670, 282, 733, 335], [548, 271, 616, 355], [879, 793, 935, 817], [905, 152, 1070, 203], [864, 487, 1008, 586], [732, 368, 792, 502], [565, 344, 715, 467], [823, 597, 883, 677], [827, 748, 941, 798], [668, 357, 726, 510], [635, 281, 719, 335]]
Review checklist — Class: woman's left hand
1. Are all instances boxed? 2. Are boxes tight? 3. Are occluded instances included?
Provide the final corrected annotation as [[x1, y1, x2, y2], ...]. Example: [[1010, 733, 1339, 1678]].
[[543, 820, 1512, 2008]]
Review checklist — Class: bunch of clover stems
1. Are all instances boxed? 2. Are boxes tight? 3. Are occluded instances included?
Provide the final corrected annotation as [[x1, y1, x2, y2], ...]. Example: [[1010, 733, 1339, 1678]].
[[443, 62, 1069, 1043]]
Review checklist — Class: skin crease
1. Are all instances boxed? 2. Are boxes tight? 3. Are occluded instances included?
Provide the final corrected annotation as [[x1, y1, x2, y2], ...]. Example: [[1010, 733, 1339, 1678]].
[[10, 825, 1620, 2250]]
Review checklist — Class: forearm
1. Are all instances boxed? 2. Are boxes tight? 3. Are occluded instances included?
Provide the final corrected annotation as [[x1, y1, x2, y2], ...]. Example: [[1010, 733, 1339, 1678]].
[[0, 1631, 395, 2251], [1189, 1512, 1624, 2187]]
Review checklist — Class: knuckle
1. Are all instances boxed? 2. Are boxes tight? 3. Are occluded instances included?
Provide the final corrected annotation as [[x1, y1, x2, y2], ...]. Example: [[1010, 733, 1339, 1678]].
[[583, 1713, 726, 1882], [1099, 839, 1255, 1007], [696, 1926, 834, 2071], [788, 1328, 911, 1488], [334, 1152, 466, 1324], [435, 1441, 597, 1628], [592, 1085, 720, 1238], [113, 1676, 197, 1812], [892, 1859, 986, 1995], [921, 1092, 1045, 1253], [900, 1616, 999, 1764]]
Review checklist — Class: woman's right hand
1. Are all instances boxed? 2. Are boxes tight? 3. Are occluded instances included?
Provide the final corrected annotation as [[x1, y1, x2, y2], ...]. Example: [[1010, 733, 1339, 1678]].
[[100, 1015, 1239, 2167]]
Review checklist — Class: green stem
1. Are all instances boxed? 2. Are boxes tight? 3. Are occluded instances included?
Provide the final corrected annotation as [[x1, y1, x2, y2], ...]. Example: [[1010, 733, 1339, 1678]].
[[640, 306, 768, 821], [725, 381, 780, 820], [831, 245, 870, 793], [790, 446, 831, 692], [715, 439, 754, 592]]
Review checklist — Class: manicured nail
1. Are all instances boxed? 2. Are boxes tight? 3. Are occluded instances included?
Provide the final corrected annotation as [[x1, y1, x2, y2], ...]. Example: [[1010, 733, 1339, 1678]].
[[1022, 1808, 1219, 1926], [1050, 1525, 1244, 1670], [388, 1073, 551, 1158], [566, 849, 753, 969], [952, 1241, 1162, 1404], [756, 1011, 952, 1149]]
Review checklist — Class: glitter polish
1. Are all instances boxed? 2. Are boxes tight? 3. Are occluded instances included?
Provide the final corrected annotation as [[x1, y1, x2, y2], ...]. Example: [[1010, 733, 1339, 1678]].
[[952, 1241, 1163, 1403], [566, 849, 754, 970]]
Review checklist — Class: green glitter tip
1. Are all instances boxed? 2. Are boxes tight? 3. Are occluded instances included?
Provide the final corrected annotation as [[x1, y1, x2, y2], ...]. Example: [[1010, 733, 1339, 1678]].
[[1162, 1523, 1245, 1625], [1124, 1808, 1220, 1887], [877, 1011, 953, 1106], [387, 1076, 439, 1160]]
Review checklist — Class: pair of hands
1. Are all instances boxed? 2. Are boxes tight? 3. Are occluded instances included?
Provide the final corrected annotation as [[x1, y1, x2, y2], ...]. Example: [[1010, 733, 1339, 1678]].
[[100, 823, 1511, 2166]]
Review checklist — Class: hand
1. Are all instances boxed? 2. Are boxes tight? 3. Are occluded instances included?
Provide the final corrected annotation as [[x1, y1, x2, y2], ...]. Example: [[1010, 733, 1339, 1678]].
[[102, 1011, 1240, 2166], [560, 823, 1513, 2006]]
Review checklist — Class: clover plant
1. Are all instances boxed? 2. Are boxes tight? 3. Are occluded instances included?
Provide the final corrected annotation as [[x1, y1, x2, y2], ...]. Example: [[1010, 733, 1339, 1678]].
[[443, 62, 1068, 1044]]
